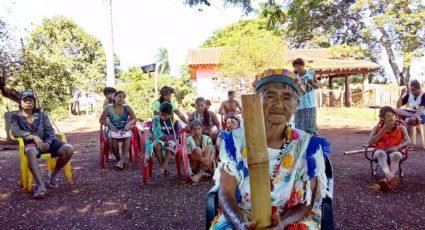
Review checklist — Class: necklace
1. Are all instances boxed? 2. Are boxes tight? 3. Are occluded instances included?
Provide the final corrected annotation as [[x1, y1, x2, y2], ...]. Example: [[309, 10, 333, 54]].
[[270, 125, 292, 191]]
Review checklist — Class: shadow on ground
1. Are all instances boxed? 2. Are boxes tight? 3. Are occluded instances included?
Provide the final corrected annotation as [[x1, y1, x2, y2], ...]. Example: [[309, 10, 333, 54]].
[[0, 127, 424, 229]]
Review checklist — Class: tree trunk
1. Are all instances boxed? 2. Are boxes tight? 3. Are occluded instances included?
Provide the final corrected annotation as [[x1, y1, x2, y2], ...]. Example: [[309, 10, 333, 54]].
[[0, 70, 20, 103], [379, 28, 401, 84], [402, 65, 411, 85]]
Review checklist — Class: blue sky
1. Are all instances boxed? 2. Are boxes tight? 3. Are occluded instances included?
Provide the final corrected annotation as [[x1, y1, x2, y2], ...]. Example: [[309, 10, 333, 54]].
[[0, 0, 249, 76]]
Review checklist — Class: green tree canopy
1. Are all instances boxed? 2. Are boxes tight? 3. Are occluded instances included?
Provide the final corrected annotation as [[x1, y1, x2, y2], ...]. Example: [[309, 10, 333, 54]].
[[185, 0, 425, 84], [202, 19, 287, 85], [202, 19, 278, 47], [117, 68, 195, 119], [260, 0, 425, 84], [8, 16, 106, 111], [183, 0, 252, 13]]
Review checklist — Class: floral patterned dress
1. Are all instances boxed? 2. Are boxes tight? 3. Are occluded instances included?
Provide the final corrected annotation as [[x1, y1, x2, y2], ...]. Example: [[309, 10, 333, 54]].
[[212, 127, 331, 230]]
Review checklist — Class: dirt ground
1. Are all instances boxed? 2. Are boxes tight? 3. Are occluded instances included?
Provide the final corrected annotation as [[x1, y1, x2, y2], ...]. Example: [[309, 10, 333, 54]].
[[0, 114, 424, 229]]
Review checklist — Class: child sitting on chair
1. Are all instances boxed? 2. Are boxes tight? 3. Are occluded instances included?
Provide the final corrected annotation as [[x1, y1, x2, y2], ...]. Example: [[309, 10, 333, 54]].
[[150, 102, 181, 176], [187, 119, 215, 183], [368, 106, 411, 191]]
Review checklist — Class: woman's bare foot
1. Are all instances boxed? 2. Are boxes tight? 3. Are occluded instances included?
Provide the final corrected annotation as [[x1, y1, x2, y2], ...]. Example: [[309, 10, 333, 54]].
[[379, 179, 391, 192], [388, 175, 400, 188], [160, 165, 167, 175], [190, 172, 203, 183]]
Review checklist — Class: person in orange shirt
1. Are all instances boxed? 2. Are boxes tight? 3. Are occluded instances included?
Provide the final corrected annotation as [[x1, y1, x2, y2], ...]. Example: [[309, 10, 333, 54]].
[[368, 106, 411, 191]]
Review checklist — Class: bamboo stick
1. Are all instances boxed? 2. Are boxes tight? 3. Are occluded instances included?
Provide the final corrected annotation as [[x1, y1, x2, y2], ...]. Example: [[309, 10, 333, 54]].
[[344, 148, 374, 155], [241, 94, 272, 229]]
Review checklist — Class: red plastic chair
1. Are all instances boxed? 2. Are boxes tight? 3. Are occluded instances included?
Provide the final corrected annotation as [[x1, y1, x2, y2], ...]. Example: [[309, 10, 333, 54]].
[[140, 120, 190, 184], [99, 123, 139, 168], [364, 120, 408, 177]]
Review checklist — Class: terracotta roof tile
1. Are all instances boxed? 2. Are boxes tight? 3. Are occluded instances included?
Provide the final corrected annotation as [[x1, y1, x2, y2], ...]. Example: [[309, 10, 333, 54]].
[[284, 49, 381, 73], [187, 47, 381, 73], [187, 47, 226, 66]]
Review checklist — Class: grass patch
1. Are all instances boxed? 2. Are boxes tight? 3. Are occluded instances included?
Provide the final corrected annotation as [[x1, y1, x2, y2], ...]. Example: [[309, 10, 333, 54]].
[[318, 107, 380, 122]]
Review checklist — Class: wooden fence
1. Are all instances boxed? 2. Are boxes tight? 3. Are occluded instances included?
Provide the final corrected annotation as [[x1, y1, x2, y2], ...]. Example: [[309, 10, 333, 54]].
[[317, 84, 402, 108]]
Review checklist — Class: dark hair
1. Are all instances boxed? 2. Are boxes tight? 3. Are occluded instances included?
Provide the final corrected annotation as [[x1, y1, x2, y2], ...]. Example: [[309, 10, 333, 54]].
[[189, 119, 203, 130], [103, 87, 116, 96], [379, 106, 396, 118], [160, 102, 173, 115], [195, 97, 210, 127], [292, 58, 305, 67], [410, 79, 421, 89], [228, 91, 235, 96], [159, 86, 174, 103], [225, 114, 239, 124], [114, 90, 126, 98], [206, 99, 212, 106]]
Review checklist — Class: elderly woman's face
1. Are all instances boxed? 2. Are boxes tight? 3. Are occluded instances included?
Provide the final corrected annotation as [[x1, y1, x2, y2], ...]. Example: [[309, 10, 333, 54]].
[[261, 84, 298, 125]]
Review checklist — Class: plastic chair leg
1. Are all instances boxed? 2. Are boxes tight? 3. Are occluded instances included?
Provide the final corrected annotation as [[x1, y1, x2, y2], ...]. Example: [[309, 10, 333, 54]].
[[133, 141, 139, 165], [420, 124, 425, 149], [27, 170, 33, 192], [64, 161, 73, 184], [175, 152, 181, 176], [20, 157, 27, 190], [141, 157, 147, 185], [182, 151, 190, 183], [105, 142, 110, 163], [411, 126, 417, 145], [149, 158, 153, 177], [100, 142, 105, 168]]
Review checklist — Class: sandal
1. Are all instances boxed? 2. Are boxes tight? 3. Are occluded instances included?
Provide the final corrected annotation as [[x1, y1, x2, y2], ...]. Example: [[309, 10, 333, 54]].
[[379, 179, 391, 192], [47, 182, 59, 189], [116, 161, 124, 170], [48, 175, 59, 189], [388, 175, 400, 188], [33, 186, 47, 199]]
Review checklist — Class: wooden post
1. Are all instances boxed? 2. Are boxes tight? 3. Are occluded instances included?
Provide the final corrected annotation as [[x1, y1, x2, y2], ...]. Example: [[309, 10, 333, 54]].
[[345, 75, 351, 107], [362, 73, 368, 92], [328, 76, 333, 90], [241, 94, 272, 229]]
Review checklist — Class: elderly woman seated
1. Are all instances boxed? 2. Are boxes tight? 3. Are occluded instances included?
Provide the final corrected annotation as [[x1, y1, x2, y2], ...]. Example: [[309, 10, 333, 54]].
[[186, 119, 215, 183], [211, 69, 331, 230], [99, 91, 137, 170]]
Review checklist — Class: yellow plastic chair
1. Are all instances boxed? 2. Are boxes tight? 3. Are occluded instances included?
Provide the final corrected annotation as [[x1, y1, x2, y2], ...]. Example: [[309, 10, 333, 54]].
[[11, 132, 73, 192]]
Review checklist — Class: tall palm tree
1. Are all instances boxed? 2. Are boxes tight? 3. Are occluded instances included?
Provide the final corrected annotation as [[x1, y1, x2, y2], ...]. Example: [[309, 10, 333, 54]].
[[155, 47, 170, 75]]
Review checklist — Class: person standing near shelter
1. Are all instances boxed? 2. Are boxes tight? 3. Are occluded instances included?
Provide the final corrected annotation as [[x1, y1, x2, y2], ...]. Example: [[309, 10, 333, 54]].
[[293, 58, 320, 133], [218, 90, 242, 117]]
